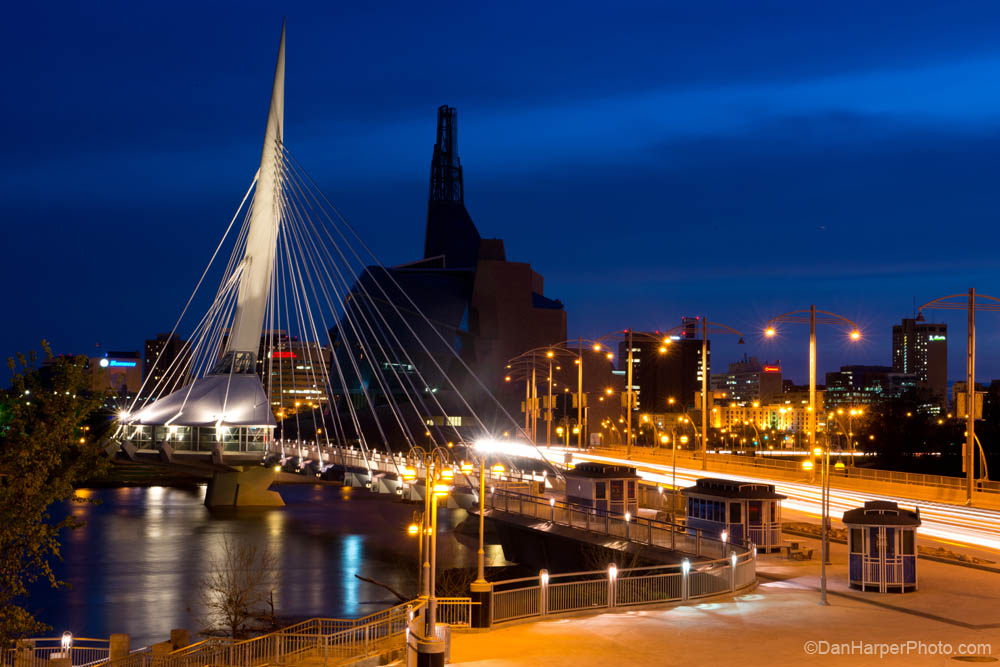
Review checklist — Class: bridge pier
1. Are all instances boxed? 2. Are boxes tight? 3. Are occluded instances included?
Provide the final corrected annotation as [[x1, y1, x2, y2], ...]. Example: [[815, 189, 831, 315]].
[[205, 466, 284, 507]]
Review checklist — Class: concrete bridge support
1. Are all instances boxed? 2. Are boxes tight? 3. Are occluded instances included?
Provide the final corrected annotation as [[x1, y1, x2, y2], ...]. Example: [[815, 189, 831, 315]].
[[205, 466, 284, 507]]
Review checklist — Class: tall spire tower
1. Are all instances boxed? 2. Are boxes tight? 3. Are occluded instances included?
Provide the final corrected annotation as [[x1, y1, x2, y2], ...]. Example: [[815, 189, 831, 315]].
[[223, 22, 286, 370], [423, 105, 481, 267]]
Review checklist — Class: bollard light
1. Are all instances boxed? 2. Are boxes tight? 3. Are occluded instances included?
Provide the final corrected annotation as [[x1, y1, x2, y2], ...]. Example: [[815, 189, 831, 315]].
[[273, 465, 281, 472], [721, 530, 728, 545], [625, 511, 631, 522], [608, 564, 618, 580], [731, 552, 738, 568], [61, 632, 73, 652], [550, 497, 555, 507], [681, 559, 690, 575], [540, 569, 550, 586]]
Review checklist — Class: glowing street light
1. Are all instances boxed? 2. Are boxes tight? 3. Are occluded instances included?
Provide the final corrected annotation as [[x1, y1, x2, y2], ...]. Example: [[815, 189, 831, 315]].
[[764, 305, 861, 478]]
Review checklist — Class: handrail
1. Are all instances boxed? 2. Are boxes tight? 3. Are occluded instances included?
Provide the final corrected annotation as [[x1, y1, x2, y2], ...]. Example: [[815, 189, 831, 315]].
[[488, 486, 749, 553], [20, 598, 474, 667], [488, 547, 756, 624]]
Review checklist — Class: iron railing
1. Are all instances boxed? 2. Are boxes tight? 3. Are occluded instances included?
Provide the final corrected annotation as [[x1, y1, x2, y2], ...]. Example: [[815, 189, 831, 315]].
[[2, 639, 111, 667], [490, 553, 756, 625], [488, 488, 736, 559], [14, 598, 472, 667]]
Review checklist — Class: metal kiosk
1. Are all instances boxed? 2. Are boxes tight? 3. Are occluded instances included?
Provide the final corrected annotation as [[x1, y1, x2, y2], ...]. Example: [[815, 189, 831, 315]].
[[843, 500, 921, 593], [683, 477, 786, 551]]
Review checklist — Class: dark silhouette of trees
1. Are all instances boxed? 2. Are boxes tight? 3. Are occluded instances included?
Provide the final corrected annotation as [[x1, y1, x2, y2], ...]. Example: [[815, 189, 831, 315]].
[[0, 342, 109, 646]]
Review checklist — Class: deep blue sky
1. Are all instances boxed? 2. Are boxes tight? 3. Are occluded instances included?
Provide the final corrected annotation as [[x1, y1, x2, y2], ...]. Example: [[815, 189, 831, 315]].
[[4, 1, 1000, 384]]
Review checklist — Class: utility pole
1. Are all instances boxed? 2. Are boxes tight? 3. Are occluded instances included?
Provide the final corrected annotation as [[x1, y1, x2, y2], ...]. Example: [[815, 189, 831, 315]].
[[809, 305, 817, 482], [578, 336, 584, 448], [967, 288, 976, 505], [530, 359, 537, 443], [547, 356, 553, 446], [701, 317, 709, 470], [626, 329, 634, 458]]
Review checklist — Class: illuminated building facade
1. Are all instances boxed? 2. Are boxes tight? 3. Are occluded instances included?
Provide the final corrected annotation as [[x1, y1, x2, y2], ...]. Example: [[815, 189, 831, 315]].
[[88, 351, 143, 394], [824, 365, 917, 411], [892, 318, 947, 410], [710, 355, 782, 405]]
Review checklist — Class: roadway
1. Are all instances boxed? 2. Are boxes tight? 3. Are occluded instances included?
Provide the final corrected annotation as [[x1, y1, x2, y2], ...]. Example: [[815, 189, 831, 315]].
[[540, 447, 1000, 558]]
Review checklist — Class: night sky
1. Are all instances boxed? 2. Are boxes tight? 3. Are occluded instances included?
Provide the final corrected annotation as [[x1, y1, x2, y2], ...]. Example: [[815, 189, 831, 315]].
[[4, 1, 1000, 385]]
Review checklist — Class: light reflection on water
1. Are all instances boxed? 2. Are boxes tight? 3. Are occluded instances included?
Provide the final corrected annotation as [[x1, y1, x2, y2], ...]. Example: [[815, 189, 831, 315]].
[[31, 484, 506, 647]]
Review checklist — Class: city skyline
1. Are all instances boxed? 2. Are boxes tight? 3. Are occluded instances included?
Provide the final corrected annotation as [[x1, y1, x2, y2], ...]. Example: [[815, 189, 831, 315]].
[[4, 2, 1000, 383]]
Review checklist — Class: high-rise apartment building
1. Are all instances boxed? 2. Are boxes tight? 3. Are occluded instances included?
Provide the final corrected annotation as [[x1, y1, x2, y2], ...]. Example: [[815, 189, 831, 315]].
[[891, 318, 947, 410], [619, 323, 709, 412], [710, 355, 782, 405], [143, 333, 187, 397]]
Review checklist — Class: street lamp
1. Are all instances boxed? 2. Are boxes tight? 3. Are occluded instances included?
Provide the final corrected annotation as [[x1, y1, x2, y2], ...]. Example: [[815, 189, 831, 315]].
[[470, 456, 500, 590], [917, 289, 1000, 505], [660, 318, 744, 470], [806, 442, 832, 606], [764, 306, 861, 480], [426, 467, 451, 640]]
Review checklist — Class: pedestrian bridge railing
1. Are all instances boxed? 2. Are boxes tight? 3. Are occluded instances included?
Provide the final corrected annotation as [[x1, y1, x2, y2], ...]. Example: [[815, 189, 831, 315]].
[[488, 488, 741, 559], [488, 552, 756, 626], [2, 638, 112, 667], [7, 599, 473, 667]]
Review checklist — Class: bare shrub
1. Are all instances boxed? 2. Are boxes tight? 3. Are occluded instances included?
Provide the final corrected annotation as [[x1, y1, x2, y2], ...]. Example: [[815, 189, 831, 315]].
[[196, 536, 278, 638]]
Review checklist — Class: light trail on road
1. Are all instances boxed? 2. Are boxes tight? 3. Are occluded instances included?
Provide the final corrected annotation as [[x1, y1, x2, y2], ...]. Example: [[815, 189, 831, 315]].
[[540, 448, 1000, 553]]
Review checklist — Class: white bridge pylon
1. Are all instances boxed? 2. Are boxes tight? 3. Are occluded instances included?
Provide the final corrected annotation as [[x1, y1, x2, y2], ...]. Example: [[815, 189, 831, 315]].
[[113, 24, 553, 505]]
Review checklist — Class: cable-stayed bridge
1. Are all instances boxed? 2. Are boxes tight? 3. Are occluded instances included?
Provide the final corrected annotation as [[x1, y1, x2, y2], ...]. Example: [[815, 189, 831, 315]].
[[109, 25, 551, 506]]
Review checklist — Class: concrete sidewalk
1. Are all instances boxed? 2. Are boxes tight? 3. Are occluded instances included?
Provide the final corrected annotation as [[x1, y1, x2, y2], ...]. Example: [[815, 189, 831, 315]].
[[450, 536, 999, 666]]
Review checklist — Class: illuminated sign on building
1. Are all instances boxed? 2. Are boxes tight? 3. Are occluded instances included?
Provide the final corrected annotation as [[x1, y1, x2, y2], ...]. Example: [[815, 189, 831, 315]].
[[272, 351, 297, 359], [99, 358, 136, 368], [763, 366, 781, 373], [928, 335, 946, 342]]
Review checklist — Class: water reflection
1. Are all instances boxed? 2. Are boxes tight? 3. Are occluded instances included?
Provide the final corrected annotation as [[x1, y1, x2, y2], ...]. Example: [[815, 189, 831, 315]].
[[31, 484, 504, 647]]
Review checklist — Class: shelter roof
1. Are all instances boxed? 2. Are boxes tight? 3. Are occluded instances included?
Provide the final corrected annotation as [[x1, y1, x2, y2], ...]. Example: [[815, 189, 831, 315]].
[[682, 477, 787, 500], [129, 374, 276, 428]]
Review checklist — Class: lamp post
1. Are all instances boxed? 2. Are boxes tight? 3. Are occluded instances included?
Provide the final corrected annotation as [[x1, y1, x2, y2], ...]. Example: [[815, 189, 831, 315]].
[[765, 306, 861, 481], [659, 319, 744, 470], [425, 461, 452, 640], [917, 289, 1000, 505], [507, 339, 610, 448]]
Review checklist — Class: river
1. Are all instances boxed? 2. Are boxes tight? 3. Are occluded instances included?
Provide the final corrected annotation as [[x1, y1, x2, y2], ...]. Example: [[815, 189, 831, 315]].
[[29, 484, 506, 647]]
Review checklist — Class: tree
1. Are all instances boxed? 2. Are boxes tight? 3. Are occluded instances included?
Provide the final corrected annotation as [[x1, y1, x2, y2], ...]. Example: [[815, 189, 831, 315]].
[[0, 342, 109, 646], [197, 537, 278, 638]]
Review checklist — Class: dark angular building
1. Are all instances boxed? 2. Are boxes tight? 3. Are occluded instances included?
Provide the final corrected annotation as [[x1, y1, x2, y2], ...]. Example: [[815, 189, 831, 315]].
[[619, 322, 710, 413], [142, 333, 187, 398], [328, 106, 566, 443]]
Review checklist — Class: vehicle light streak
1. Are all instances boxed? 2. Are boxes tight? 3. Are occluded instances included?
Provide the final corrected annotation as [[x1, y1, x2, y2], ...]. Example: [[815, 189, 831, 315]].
[[542, 448, 1000, 552]]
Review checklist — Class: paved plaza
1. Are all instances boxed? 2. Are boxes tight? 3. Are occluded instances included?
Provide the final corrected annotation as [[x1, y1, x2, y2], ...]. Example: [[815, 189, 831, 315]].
[[451, 535, 1000, 666]]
